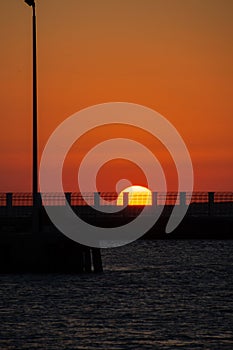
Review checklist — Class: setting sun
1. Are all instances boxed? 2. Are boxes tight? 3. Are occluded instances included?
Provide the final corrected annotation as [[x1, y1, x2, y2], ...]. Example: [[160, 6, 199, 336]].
[[117, 186, 152, 206]]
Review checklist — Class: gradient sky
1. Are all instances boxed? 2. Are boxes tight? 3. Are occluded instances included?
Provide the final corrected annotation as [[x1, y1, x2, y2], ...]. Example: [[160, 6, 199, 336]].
[[0, 0, 232, 192]]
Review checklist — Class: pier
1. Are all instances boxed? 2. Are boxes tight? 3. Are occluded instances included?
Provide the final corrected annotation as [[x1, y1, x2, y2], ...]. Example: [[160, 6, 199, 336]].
[[1, 191, 232, 217], [0, 192, 232, 272]]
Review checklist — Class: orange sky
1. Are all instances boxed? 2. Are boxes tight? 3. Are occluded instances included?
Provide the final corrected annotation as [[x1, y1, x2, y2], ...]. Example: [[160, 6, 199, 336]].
[[0, 0, 232, 192]]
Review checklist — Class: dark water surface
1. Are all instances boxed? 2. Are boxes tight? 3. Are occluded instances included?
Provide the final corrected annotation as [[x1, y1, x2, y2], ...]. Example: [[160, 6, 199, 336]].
[[0, 240, 233, 349]]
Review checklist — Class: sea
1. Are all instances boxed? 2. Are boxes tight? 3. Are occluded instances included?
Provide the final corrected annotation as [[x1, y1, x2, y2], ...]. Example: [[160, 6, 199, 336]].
[[0, 240, 233, 350]]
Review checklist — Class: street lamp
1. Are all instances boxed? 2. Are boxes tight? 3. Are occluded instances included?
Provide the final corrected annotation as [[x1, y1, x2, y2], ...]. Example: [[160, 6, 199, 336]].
[[25, 0, 35, 6], [24, 0, 38, 233]]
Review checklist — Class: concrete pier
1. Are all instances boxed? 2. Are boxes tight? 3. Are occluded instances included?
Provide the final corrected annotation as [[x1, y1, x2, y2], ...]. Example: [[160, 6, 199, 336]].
[[0, 230, 102, 274], [0, 191, 232, 272]]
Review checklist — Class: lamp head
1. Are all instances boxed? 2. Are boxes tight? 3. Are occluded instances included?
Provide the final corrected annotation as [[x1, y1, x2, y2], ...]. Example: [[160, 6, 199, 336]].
[[24, 0, 35, 6]]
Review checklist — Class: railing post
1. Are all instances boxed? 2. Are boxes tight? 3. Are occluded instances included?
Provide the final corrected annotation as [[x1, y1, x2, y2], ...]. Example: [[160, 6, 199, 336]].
[[65, 192, 72, 206], [36, 192, 42, 231], [180, 192, 186, 209], [94, 192, 100, 209], [123, 192, 129, 206], [6, 192, 13, 217], [37, 192, 42, 207], [208, 192, 215, 216], [32, 192, 40, 234], [152, 192, 157, 206]]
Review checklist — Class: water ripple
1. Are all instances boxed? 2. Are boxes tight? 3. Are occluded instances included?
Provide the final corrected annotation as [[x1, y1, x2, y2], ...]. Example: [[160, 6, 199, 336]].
[[0, 240, 233, 349]]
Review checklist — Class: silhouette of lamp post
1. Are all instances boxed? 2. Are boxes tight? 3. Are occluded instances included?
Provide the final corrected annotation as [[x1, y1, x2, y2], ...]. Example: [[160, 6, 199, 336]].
[[24, 0, 38, 233]]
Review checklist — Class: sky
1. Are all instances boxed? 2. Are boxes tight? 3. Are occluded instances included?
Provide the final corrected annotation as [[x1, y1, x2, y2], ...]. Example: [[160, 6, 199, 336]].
[[0, 0, 233, 193]]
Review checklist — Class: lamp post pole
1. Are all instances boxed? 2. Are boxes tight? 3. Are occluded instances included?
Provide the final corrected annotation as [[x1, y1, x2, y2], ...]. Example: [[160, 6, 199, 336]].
[[24, 0, 38, 233]]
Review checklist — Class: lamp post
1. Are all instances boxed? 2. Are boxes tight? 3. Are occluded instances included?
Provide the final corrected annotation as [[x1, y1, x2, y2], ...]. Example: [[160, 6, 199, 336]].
[[24, 0, 38, 233]]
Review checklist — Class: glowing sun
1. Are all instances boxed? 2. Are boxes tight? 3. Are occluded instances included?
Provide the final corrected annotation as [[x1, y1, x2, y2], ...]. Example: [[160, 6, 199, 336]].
[[117, 185, 152, 206]]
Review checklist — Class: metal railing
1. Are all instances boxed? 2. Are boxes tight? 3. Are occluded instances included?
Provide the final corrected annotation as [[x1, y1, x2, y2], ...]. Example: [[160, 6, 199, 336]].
[[0, 192, 232, 217]]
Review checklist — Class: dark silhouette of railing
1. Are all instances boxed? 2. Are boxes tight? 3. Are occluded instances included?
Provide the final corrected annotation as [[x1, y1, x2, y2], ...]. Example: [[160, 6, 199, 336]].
[[0, 192, 232, 217]]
